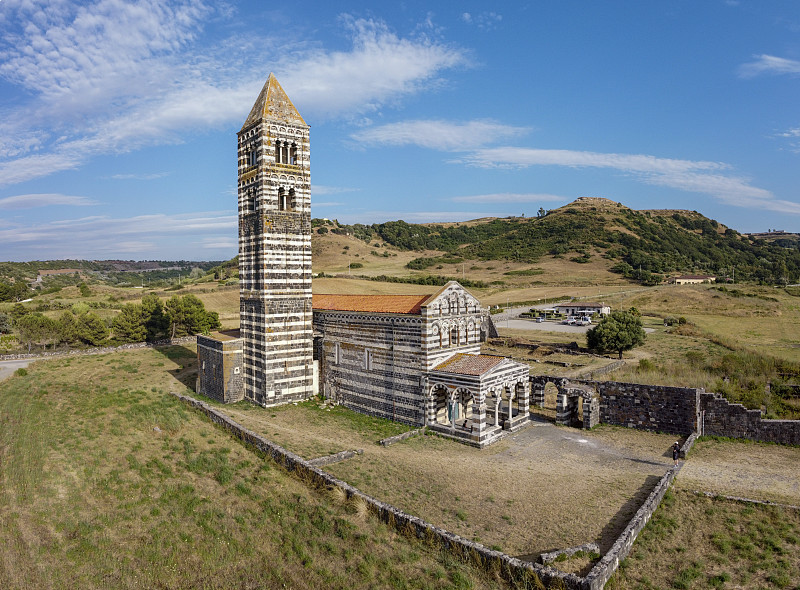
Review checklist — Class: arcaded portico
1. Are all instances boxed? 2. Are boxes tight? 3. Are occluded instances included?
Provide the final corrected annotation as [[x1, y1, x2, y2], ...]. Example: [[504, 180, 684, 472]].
[[426, 353, 530, 447], [530, 376, 600, 429]]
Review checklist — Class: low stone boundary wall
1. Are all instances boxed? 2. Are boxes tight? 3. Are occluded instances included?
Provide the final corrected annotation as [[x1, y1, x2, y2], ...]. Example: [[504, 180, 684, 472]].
[[0, 335, 197, 361], [379, 428, 425, 447], [577, 359, 624, 380], [690, 490, 800, 511], [700, 393, 800, 445], [308, 449, 363, 467], [172, 393, 583, 589], [583, 464, 680, 589], [539, 542, 599, 565]]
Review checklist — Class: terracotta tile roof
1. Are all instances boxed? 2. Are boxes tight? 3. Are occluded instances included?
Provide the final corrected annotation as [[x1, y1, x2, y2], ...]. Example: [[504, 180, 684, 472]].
[[431, 353, 507, 376], [555, 302, 607, 308], [312, 293, 432, 315]]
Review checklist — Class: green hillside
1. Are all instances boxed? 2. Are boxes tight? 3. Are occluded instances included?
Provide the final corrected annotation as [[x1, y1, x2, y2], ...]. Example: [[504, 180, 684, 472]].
[[320, 197, 800, 285]]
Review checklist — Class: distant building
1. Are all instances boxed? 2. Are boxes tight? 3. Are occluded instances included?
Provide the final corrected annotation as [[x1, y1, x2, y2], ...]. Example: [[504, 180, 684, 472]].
[[670, 275, 716, 285], [554, 302, 610, 317]]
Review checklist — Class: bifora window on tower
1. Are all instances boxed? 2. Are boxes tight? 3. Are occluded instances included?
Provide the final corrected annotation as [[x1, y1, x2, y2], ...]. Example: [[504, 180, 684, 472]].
[[275, 140, 297, 165]]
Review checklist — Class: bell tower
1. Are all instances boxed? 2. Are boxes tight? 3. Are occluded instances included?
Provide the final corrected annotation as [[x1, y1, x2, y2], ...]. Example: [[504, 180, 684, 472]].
[[238, 73, 313, 406]]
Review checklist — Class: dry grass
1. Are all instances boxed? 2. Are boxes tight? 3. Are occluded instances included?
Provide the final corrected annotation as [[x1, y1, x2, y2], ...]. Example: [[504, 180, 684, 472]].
[[676, 438, 800, 505], [608, 489, 800, 590], [216, 399, 677, 558], [0, 349, 498, 590]]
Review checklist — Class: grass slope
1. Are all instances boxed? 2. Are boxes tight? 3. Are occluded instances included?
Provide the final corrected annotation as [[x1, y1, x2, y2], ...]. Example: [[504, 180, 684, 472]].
[[0, 349, 496, 590]]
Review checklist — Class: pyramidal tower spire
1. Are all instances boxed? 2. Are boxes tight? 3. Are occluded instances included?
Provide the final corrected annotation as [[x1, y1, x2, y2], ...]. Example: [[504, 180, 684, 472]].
[[237, 73, 313, 406]]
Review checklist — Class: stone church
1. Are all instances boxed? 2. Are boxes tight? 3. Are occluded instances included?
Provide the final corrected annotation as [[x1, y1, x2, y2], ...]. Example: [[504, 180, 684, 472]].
[[197, 74, 530, 446]]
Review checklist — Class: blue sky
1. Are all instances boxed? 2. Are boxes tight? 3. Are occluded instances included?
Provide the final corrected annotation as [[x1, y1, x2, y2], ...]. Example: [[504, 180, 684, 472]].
[[1, 0, 799, 261]]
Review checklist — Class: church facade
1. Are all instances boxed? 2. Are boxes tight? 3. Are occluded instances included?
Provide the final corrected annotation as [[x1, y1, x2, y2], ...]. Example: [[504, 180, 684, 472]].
[[196, 74, 530, 446]]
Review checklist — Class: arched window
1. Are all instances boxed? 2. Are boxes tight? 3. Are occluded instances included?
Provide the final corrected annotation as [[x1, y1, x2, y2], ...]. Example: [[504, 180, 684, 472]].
[[450, 327, 458, 347], [290, 143, 298, 165], [289, 188, 296, 210], [278, 187, 287, 211], [275, 140, 281, 163]]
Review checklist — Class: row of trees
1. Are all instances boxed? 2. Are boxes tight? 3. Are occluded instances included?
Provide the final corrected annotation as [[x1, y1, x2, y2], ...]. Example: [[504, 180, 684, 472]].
[[5, 293, 220, 352], [113, 293, 220, 342]]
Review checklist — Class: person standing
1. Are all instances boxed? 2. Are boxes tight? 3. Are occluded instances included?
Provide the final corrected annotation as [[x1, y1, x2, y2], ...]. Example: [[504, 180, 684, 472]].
[[673, 441, 680, 467]]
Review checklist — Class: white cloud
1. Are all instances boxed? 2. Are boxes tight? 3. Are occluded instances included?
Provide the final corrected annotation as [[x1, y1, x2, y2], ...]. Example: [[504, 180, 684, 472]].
[[200, 237, 237, 249], [313, 185, 358, 195], [351, 119, 529, 151], [451, 193, 566, 203], [0, 7, 468, 187], [277, 18, 468, 119], [0, 193, 97, 209], [738, 54, 800, 78], [108, 172, 170, 180], [339, 210, 490, 224], [461, 11, 502, 30], [0, 210, 237, 258], [454, 146, 799, 214]]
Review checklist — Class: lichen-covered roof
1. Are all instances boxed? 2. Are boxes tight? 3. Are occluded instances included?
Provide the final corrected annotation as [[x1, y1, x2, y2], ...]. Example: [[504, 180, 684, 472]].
[[431, 353, 508, 376], [312, 294, 431, 315], [241, 73, 306, 131]]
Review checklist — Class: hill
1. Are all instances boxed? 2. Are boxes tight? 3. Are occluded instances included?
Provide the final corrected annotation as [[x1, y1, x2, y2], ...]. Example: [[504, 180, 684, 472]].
[[314, 197, 800, 286]]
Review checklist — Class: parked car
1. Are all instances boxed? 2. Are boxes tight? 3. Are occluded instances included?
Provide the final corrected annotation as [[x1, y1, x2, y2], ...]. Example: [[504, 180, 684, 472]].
[[562, 316, 577, 325], [577, 317, 592, 326], [535, 316, 545, 323]]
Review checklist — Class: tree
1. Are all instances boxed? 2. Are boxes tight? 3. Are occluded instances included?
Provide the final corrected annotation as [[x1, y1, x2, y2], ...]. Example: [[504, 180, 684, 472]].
[[57, 311, 80, 347], [164, 294, 220, 338], [142, 293, 169, 341], [586, 310, 646, 359], [15, 313, 55, 352], [77, 312, 108, 346], [0, 312, 11, 334], [113, 304, 147, 343]]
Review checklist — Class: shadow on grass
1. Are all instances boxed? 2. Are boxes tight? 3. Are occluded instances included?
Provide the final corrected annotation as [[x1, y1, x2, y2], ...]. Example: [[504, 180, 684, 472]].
[[598, 474, 663, 554], [152, 343, 198, 392]]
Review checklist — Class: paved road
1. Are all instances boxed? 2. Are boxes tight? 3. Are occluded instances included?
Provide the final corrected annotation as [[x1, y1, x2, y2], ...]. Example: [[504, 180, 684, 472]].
[[495, 315, 655, 334], [0, 358, 38, 382]]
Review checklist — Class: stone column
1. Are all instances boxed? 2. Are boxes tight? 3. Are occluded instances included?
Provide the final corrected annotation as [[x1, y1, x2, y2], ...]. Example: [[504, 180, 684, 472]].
[[517, 381, 530, 417], [494, 391, 500, 427], [506, 388, 515, 430], [471, 391, 486, 440], [531, 383, 545, 408]]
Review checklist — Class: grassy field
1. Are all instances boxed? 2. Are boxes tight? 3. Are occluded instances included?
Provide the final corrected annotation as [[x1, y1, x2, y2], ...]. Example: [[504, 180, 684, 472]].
[[0, 349, 500, 590], [608, 489, 800, 590]]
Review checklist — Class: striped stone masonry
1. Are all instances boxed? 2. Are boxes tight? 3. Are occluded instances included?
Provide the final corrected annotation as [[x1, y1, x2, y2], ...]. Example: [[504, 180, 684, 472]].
[[238, 74, 314, 407]]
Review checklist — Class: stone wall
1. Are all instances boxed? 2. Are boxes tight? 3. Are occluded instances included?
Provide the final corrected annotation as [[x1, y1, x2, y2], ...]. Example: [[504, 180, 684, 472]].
[[593, 380, 699, 435], [0, 335, 197, 361], [700, 393, 800, 445], [196, 335, 243, 404], [315, 311, 427, 426], [173, 392, 582, 589]]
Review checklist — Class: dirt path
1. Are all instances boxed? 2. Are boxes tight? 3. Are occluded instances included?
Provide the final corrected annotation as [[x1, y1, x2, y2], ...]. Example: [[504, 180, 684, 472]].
[[0, 358, 37, 382], [676, 437, 800, 505]]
